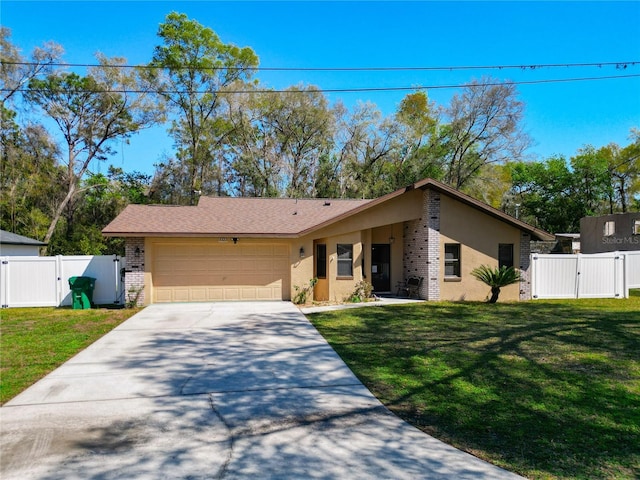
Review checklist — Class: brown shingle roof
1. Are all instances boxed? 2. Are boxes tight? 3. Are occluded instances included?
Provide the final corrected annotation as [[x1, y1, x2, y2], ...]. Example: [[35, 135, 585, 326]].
[[103, 178, 554, 241], [102, 197, 372, 237]]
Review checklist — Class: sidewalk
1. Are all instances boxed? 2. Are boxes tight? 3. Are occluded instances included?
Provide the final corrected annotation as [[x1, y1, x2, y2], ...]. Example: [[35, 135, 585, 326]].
[[299, 295, 424, 314]]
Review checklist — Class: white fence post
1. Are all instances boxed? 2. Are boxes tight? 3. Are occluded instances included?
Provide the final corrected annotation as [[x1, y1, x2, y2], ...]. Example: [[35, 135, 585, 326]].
[[1, 257, 7, 308], [618, 254, 628, 299], [56, 255, 63, 306], [575, 254, 581, 299]]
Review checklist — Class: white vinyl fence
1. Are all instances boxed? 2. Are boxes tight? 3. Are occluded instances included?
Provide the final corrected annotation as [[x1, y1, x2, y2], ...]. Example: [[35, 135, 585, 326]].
[[530, 251, 640, 300], [0, 255, 125, 308], [627, 251, 640, 289]]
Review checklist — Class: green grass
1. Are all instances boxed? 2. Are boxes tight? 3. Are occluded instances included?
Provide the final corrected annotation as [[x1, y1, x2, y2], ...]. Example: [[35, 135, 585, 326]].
[[0, 307, 140, 405], [308, 297, 640, 479]]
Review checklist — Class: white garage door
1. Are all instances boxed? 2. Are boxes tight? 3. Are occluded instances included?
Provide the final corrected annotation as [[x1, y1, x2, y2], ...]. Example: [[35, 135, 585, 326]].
[[153, 243, 290, 302]]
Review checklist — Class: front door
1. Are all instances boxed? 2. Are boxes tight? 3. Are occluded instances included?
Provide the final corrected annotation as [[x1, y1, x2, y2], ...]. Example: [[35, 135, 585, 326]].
[[371, 244, 391, 292]]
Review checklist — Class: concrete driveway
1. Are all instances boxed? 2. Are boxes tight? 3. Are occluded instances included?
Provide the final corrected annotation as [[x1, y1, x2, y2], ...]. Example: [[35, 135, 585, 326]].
[[1, 302, 522, 479]]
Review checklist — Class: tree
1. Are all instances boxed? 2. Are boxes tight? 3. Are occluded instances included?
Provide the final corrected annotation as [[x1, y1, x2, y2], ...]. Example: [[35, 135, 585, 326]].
[[441, 78, 529, 190], [25, 56, 163, 248], [0, 26, 63, 103], [509, 156, 583, 232], [150, 12, 259, 204], [224, 84, 284, 197], [334, 101, 396, 198], [388, 91, 443, 187], [148, 156, 193, 204], [0, 116, 64, 240], [1, 28, 66, 242], [46, 167, 151, 255], [109, 167, 153, 205], [602, 130, 640, 213], [463, 163, 514, 209], [471, 265, 521, 303], [313, 152, 342, 198], [570, 145, 613, 215], [261, 85, 334, 198]]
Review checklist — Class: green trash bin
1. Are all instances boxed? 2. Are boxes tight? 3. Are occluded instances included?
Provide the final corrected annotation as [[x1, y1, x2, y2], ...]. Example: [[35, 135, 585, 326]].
[[68, 276, 96, 309]]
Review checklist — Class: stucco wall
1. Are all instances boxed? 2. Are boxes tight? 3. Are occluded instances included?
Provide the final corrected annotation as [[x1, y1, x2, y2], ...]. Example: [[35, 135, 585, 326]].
[[439, 195, 522, 301], [303, 231, 364, 303], [302, 191, 423, 302], [291, 237, 314, 302], [580, 213, 640, 254], [308, 189, 423, 239]]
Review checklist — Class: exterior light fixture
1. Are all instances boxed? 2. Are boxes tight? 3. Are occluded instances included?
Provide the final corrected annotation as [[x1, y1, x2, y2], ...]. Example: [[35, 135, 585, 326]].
[[299, 247, 305, 258], [134, 246, 141, 257], [389, 236, 395, 244], [233, 238, 238, 244]]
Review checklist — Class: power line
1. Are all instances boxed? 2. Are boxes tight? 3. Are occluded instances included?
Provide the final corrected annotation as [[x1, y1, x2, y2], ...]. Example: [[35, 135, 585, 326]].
[[1, 60, 638, 72], [5, 73, 640, 95]]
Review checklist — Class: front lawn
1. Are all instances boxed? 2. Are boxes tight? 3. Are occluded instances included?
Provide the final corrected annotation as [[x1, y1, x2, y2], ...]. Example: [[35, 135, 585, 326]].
[[0, 307, 140, 405], [308, 297, 640, 479]]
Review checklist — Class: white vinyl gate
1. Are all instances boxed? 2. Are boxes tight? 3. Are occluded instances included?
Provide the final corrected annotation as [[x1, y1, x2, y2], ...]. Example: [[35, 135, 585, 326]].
[[530, 251, 639, 300], [0, 255, 125, 308]]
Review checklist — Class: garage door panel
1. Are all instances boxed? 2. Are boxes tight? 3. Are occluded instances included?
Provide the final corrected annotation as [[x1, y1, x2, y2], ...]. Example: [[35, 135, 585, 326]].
[[273, 245, 288, 256], [171, 288, 190, 303], [217, 259, 236, 271], [241, 288, 257, 300], [155, 289, 174, 303], [153, 243, 289, 302], [189, 288, 208, 302], [254, 258, 274, 271], [206, 288, 224, 301]]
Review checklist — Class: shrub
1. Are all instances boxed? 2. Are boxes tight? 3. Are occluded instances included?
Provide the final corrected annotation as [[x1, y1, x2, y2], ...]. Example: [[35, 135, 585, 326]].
[[348, 280, 374, 303], [126, 285, 145, 308], [293, 278, 318, 305], [471, 265, 521, 303]]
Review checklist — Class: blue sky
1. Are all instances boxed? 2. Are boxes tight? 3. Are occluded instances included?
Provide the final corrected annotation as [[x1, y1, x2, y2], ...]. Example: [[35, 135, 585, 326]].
[[3, 1, 640, 177]]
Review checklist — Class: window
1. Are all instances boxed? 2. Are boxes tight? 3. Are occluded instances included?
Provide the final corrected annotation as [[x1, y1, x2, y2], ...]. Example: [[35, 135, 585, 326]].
[[316, 244, 327, 279], [444, 244, 461, 278], [603, 221, 615, 236], [634, 219, 640, 235], [498, 244, 514, 269], [337, 244, 353, 277]]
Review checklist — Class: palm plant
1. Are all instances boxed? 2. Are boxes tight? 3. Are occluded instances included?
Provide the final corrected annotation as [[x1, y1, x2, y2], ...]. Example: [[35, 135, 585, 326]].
[[471, 265, 521, 303]]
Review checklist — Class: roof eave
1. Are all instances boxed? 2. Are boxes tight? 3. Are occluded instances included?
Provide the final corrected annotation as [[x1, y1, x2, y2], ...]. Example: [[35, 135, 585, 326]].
[[0, 241, 48, 246], [102, 231, 299, 239]]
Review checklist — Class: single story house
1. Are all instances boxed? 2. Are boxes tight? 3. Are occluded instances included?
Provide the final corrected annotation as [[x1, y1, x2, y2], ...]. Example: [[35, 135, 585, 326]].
[[0, 230, 47, 256], [102, 178, 553, 306]]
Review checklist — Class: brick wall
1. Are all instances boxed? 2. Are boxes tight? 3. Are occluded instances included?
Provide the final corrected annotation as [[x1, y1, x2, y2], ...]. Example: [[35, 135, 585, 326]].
[[425, 189, 441, 300], [124, 237, 145, 306], [402, 188, 440, 300], [519, 232, 531, 300]]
